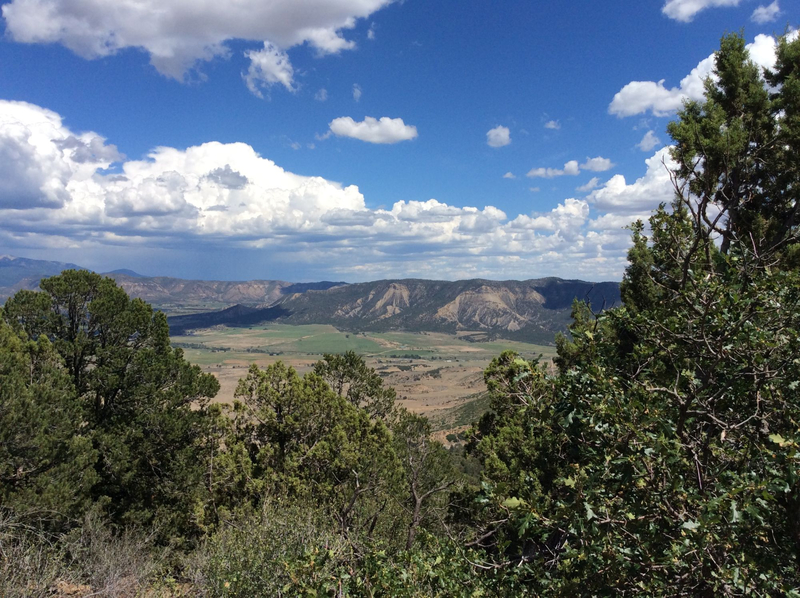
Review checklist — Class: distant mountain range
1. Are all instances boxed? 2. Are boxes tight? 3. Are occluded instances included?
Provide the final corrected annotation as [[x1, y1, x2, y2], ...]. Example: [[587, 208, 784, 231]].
[[0, 255, 622, 344], [106, 268, 147, 278], [0, 255, 86, 295], [165, 277, 621, 344], [0, 255, 344, 307], [107, 274, 346, 311]]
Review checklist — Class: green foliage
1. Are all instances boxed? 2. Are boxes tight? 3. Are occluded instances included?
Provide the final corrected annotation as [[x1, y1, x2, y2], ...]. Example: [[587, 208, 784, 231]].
[[553, 299, 605, 372], [2, 270, 220, 542], [456, 32, 800, 595], [248, 532, 535, 597], [196, 502, 346, 597], [192, 354, 484, 595], [227, 361, 402, 543], [391, 409, 458, 550], [200, 518, 524, 598], [0, 321, 97, 527], [313, 350, 396, 419], [668, 32, 799, 256], [1, 273, 489, 591], [335, 534, 518, 597], [618, 220, 657, 313]]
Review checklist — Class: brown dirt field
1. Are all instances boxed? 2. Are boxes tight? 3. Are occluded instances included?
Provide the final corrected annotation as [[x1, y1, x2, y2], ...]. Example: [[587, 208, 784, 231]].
[[178, 326, 554, 421], [201, 355, 488, 415]]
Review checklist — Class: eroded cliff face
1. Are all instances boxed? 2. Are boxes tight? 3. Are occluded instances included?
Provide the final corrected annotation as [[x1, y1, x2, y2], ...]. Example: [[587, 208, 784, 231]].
[[267, 278, 621, 344], [370, 283, 411, 318], [434, 286, 547, 331], [330, 284, 410, 318], [289, 280, 577, 334]]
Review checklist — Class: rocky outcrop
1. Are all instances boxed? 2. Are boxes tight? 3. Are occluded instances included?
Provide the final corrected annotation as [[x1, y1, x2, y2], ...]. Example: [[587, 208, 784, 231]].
[[435, 286, 547, 331], [271, 278, 621, 344]]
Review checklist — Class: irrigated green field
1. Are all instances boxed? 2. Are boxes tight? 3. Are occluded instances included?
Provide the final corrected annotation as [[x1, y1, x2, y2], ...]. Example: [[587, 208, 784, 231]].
[[173, 324, 555, 431], [172, 324, 554, 360]]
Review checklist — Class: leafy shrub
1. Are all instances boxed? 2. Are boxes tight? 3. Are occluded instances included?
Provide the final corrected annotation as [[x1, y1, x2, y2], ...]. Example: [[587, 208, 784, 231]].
[[193, 501, 347, 597]]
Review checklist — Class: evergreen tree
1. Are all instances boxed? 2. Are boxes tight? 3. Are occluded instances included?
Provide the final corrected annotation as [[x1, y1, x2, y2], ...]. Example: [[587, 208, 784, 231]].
[[228, 361, 402, 542], [313, 350, 396, 419], [391, 408, 457, 550], [0, 321, 97, 528], [2, 271, 219, 541], [457, 32, 800, 595]]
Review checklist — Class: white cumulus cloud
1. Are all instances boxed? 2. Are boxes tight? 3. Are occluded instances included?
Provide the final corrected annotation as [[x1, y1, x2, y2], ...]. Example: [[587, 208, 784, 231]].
[[0, 100, 120, 210], [609, 55, 715, 118], [503, 172, 516, 179], [527, 158, 605, 178], [544, 120, 561, 130], [587, 147, 676, 215], [638, 130, 661, 152], [662, 0, 741, 22], [315, 88, 329, 102], [576, 177, 601, 193], [328, 116, 418, 144], [509, 198, 589, 240], [0, 99, 686, 282], [581, 156, 614, 172], [352, 84, 362, 102], [486, 126, 511, 148], [527, 160, 578, 178], [610, 34, 780, 117], [1, 0, 392, 83], [751, 1, 780, 23], [0, 99, 367, 237], [243, 43, 295, 95]]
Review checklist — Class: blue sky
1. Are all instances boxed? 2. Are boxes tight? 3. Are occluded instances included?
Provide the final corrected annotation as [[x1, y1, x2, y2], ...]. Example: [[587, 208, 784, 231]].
[[0, 0, 796, 282]]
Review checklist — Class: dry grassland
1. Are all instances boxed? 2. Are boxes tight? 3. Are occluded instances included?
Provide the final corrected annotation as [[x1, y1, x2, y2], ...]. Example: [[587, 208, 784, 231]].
[[173, 324, 555, 419]]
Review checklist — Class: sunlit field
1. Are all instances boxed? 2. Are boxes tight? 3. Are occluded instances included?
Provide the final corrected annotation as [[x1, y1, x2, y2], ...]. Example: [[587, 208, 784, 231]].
[[172, 323, 556, 428]]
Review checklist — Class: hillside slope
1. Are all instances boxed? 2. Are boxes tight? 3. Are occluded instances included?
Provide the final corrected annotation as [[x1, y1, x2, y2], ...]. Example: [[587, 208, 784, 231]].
[[275, 278, 620, 343], [0, 255, 86, 300], [171, 278, 621, 344], [107, 274, 347, 311], [1, 256, 621, 344]]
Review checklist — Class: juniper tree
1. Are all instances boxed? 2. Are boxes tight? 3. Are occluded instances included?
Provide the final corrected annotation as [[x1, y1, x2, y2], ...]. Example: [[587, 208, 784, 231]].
[[2, 271, 219, 541], [457, 32, 800, 596], [0, 321, 97, 528]]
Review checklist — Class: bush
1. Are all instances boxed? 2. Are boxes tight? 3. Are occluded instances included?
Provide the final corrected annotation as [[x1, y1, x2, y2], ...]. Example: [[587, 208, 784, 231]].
[[61, 511, 168, 597], [193, 501, 347, 597], [0, 510, 65, 598]]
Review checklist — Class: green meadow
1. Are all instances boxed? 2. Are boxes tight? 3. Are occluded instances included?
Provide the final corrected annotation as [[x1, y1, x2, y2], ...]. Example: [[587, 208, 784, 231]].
[[171, 323, 556, 363]]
